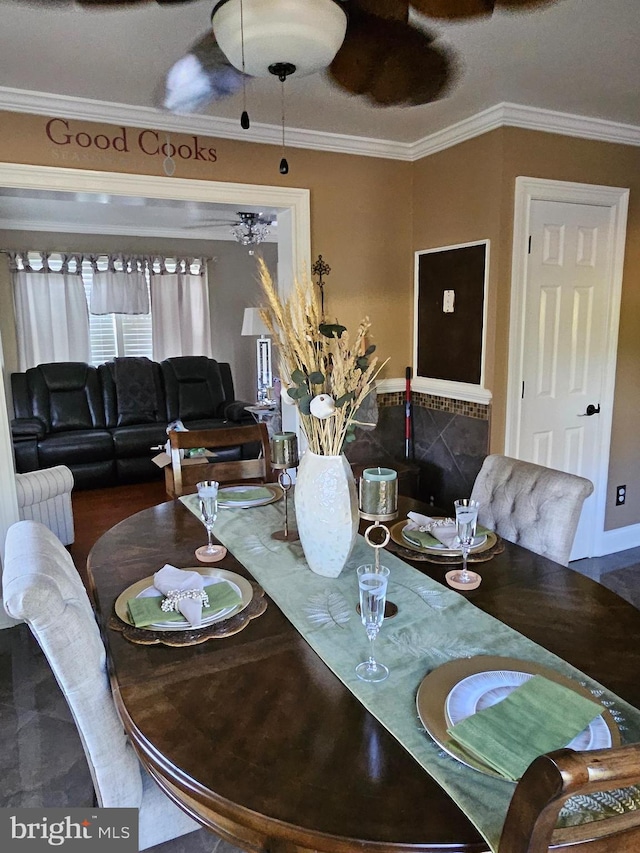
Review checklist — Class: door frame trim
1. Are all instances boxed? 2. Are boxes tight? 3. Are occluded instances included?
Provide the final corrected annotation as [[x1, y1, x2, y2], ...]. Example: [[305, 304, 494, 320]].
[[505, 176, 629, 557], [0, 162, 311, 587]]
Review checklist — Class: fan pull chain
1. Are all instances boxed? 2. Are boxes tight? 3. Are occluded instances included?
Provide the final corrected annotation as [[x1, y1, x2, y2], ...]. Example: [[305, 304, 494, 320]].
[[239, 0, 250, 130], [279, 78, 289, 175]]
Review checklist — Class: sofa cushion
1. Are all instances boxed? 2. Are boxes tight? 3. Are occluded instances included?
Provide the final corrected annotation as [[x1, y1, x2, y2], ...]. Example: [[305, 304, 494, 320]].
[[162, 357, 226, 422], [99, 359, 166, 428], [29, 363, 106, 432], [38, 430, 114, 466], [111, 423, 168, 459]]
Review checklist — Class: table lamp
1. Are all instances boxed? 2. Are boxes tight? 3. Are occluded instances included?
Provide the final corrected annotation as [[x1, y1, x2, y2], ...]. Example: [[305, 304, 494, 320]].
[[270, 432, 299, 541], [359, 467, 399, 617], [241, 307, 272, 403]]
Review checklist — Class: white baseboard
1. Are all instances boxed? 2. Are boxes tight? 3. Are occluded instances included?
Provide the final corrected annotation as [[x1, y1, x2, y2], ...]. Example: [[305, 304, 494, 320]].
[[594, 523, 640, 557]]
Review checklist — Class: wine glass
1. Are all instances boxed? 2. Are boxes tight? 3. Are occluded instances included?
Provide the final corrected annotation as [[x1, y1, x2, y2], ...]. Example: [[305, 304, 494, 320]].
[[355, 564, 390, 683], [449, 499, 480, 586], [195, 480, 226, 562]]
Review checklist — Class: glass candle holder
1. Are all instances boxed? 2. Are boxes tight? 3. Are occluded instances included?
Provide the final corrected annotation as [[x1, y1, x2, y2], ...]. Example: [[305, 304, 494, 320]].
[[270, 432, 299, 542], [359, 467, 398, 522]]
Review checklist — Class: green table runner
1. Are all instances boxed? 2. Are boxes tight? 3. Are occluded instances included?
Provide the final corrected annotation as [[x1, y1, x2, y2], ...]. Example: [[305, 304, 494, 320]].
[[181, 495, 640, 851]]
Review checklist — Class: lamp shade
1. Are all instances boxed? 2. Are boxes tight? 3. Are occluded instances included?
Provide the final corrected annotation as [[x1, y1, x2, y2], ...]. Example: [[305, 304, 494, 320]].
[[211, 0, 348, 79], [241, 307, 269, 337]]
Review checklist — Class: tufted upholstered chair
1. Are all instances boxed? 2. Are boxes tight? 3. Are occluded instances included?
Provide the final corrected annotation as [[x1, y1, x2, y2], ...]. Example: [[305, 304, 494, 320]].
[[470, 455, 594, 566], [2, 520, 202, 850], [15, 465, 75, 545]]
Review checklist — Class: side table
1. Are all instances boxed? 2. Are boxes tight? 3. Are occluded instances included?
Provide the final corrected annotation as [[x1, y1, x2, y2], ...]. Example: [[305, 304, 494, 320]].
[[245, 404, 282, 438]]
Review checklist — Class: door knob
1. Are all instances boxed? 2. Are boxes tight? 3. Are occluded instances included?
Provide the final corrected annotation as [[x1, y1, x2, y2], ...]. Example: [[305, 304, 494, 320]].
[[578, 403, 601, 417]]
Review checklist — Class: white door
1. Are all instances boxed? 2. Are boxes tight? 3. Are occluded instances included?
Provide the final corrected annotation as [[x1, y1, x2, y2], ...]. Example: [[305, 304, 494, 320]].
[[520, 199, 616, 559]]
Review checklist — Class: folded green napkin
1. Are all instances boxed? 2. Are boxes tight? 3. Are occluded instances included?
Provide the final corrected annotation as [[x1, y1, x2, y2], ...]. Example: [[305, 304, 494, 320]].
[[446, 674, 604, 781], [127, 581, 242, 628], [403, 524, 490, 549], [218, 486, 272, 503]]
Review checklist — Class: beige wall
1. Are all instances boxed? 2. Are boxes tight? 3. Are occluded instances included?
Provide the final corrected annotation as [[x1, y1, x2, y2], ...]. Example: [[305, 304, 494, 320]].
[[411, 129, 505, 419], [0, 111, 413, 380], [412, 127, 640, 530], [2, 110, 639, 531]]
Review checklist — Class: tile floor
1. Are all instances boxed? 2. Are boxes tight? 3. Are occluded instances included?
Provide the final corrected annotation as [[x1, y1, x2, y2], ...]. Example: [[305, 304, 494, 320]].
[[1, 523, 638, 851]]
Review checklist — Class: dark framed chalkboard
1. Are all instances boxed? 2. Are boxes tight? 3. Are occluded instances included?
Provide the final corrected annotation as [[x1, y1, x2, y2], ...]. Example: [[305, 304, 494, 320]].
[[414, 240, 488, 386]]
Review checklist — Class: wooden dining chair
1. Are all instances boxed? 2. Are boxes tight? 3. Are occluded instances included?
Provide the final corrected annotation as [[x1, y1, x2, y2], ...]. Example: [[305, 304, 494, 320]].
[[2, 520, 203, 850], [167, 422, 275, 498], [499, 743, 640, 852], [470, 454, 594, 566]]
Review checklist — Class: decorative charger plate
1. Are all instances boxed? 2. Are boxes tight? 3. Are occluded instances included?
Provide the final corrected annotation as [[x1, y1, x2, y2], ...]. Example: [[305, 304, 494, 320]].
[[390, 519, 497, 557], [416, 655, 620, 779], [114, 567, 253, 632], [217, 483, 282, 508]]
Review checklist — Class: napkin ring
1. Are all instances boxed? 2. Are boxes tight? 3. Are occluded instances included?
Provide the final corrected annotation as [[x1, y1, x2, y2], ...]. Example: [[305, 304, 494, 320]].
[[161, 588, 209, 613]]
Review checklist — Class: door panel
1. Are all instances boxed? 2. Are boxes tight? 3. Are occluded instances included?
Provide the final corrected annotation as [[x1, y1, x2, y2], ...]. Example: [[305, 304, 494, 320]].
[[521, 200, 613, 559]]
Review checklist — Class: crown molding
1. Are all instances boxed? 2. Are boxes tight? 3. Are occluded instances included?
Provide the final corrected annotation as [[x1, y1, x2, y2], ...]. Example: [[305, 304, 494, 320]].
[[409, 102, 640, 159], [1, 88, 639, 163], [0, 87, 413, 161]]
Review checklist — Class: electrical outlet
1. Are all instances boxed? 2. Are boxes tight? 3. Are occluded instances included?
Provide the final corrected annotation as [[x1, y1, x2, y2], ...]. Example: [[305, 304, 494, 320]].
[[616, 485, 626, 506]]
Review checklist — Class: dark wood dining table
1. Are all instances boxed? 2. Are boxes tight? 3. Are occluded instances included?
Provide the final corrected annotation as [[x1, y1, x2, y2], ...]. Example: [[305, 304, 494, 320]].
[[87, 496, 640, 853]]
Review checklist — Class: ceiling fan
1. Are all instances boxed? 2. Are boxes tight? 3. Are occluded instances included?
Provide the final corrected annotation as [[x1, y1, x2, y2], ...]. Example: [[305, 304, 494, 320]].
[[26, 0, 564, 112], [184, 210, 276, 246]]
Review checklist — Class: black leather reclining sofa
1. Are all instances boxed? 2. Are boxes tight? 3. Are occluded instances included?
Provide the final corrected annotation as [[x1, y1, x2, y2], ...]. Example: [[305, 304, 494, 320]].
[[10, 356, 254, 489]]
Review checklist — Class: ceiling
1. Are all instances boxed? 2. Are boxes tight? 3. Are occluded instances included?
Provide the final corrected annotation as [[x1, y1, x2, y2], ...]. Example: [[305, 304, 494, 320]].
[[0, 187, 280, 241], [0, 0, 639, 147], [0, 0, 638, 237]]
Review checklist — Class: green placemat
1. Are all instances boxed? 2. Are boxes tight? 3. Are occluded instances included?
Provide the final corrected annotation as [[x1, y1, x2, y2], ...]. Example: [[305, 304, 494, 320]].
[[180, 493, 640, 851]]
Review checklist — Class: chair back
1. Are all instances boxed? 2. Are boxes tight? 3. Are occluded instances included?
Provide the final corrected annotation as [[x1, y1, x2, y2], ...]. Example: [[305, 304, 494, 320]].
[[2, 520, 143, 808], [499, 744, 640, 852], [470, 454, 593, 565], [167, 422, 274, 497]]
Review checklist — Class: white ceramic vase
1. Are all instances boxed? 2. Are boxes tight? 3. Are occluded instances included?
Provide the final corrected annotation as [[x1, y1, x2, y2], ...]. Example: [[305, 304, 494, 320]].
[[294, 450, 359, 578]]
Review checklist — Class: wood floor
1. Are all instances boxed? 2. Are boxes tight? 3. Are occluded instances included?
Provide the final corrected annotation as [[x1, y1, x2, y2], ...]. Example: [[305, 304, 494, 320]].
[[69, 478, 169, 584]]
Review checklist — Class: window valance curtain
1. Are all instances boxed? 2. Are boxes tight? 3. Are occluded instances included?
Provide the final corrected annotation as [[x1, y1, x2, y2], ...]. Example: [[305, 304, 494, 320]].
[[10, 251, 213, 369], [10, 251, 90, 371], [150, 258, 212, 361], [89, 255, 149, 315]]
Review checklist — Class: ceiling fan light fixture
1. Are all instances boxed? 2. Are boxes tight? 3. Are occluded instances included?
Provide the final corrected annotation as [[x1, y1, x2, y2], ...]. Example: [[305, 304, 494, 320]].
[[231, 212, 272, 246], [211, 0, 348, 78]]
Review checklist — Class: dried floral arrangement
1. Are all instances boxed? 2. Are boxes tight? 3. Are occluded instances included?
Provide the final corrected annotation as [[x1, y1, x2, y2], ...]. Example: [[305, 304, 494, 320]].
[[257, 258, 387, 456]]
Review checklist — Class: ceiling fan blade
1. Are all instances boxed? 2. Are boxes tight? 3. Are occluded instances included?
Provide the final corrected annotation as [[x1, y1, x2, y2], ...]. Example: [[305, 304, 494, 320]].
[[163, 31, 249, 114], [348, 0, 410, 22], [76, 0, 197, 6], [410, 0, 559, 18], [329, 11, 454, 106], [496, 0, 559, 8], [410, 0, 495, 18]]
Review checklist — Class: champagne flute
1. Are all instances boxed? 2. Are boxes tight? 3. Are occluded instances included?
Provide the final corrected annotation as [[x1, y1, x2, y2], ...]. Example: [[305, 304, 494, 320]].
[[449, 498, 480, 585], [195, 480, 226, 562], [355, 564, 390, 683]]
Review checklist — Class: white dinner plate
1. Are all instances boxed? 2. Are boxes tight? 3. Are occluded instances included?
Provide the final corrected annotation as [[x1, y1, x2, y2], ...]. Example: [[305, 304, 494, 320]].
[[115, 568, 254, 632], [401, 526, 488, 551], [446, 669, 612, 751], [217, 483, 281, 508], [137, 575, 243, 629]]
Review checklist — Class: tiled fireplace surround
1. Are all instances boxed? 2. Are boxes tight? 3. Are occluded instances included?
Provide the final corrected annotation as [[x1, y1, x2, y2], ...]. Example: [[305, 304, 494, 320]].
[[346, 391, 490, 512]]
